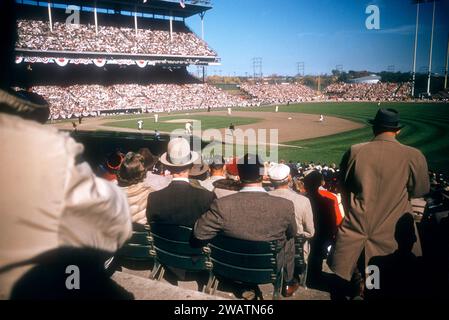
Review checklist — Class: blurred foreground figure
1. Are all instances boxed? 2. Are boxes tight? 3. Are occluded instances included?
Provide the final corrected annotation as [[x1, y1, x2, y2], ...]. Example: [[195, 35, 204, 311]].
[[330, 108, 429, 298], [0, 0, 132, 299]]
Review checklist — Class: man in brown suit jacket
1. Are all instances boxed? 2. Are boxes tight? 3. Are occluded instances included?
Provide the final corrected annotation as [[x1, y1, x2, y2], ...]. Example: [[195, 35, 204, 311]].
[[194, 154, 299, 297], [330, 108, 430, 297]]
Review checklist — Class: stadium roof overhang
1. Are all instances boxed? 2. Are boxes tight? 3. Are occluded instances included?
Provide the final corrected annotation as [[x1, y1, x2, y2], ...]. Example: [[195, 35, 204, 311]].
[[26, 0, 213, 18]]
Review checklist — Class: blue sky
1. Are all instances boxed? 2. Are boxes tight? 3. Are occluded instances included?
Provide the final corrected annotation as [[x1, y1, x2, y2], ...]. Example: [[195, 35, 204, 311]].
[[186, 0, 449, 76]]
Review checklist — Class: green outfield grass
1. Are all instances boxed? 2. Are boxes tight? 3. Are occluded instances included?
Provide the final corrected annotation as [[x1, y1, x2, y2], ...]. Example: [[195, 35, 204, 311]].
[[103, 114, 262, 132], [241, 102, 449, 173], [86, 102, 448, 173]]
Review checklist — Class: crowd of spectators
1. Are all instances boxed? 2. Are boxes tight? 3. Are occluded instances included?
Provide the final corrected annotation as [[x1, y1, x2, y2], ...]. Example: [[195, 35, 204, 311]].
[[240, 83, 320, 105], [90, 139, 447, 300], [17, 18, 216, 57], [5, 1, 448, 302], [324, 82, 411, 101], [28, 81, 416, 120], [30, 83, 250, 119]]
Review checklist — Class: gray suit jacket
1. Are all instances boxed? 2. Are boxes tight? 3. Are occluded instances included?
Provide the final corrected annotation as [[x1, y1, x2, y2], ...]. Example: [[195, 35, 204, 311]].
[[330, 133, 430, 281], [194, 191, 297, 244]]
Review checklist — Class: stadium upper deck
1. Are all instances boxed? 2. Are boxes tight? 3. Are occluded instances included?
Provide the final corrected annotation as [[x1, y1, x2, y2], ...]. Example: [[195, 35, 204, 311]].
[[15, 0, 219, 67]]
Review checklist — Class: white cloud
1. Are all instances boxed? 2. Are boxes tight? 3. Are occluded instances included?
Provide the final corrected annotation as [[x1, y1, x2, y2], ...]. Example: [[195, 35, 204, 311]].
[[376, 24, 416, 35]]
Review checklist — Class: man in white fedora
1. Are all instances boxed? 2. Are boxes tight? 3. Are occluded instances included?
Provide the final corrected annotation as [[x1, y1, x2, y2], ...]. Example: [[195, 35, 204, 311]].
[[146, 137, 215, 228]]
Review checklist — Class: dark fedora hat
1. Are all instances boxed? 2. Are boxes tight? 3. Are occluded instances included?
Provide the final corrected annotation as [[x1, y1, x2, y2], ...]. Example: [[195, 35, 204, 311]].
[[368, 108, 404, 130], [237, 153, 264, 183]]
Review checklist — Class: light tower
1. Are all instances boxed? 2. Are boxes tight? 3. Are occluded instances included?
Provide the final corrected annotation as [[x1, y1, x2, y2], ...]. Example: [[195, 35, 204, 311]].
[[297, 62, 304, 77], [252, 57, 263, 82]]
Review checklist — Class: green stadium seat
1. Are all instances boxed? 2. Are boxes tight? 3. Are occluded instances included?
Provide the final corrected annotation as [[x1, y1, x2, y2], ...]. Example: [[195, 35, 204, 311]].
[[148, 223, 213, 291], [206, 235, 284, 300], [116, 229, 154, 261], [105, 226, 155, 275]]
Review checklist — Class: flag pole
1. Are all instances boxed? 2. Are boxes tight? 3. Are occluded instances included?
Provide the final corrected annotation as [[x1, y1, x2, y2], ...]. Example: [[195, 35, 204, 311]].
[[445, 33, 449, 90], [411, 2, 419, 97], [427, 0, 436, 96]]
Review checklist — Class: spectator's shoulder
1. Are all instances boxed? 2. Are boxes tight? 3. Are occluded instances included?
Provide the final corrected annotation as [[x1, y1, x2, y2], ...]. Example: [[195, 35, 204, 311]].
[[189, 180, 215, 198], [401, 143, 426, 160], [351, 141, 370, 153], [0, 113, 83, 158], [267, 193, 295, 211], [342, 141, 370, 162], [148, 183, 169, 199]]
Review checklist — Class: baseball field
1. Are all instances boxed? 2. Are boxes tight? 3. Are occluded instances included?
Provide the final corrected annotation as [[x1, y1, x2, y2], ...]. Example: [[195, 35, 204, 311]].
[[51, 102, 449, 173]]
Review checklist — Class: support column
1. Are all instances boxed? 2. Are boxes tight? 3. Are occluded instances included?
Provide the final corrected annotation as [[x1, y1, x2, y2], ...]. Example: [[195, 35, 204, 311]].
[[47, 2, 53, 32], [94, 6, 98, 34], [169, 15, 173, 42], [411, 3, 419, 97], [134, 9, 138, 37], [200, 12, 205, 40], [427, 0, 436, 96]]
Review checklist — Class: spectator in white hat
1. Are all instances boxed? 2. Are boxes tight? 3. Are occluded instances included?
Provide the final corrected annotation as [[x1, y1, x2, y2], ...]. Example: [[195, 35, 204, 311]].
[[269, 164, 314, 238], [146, 137, 215, 227], [268, 163, 315, 261]]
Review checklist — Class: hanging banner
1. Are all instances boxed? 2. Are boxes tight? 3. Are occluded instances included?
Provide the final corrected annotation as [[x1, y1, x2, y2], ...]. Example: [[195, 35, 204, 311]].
[[93, 58, 106, 67], [55, 57, 69, 67], [136, 60, 148, 68], [71, 59, 91, 65], [24, 57, 38, 63]]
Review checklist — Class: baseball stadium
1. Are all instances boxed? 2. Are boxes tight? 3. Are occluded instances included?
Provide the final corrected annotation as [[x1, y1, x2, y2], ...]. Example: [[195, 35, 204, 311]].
[[1, 0, 449, 304]]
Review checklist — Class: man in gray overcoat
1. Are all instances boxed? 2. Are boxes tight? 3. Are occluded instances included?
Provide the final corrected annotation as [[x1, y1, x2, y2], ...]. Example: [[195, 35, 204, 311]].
[[330, 108, 430, 297]]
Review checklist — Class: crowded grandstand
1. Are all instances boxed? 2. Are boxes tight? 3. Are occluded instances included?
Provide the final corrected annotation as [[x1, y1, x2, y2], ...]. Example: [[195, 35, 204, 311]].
[[17, 18, 216, 57], [2, 0, 449, 303], [12, 1, 420, 120]]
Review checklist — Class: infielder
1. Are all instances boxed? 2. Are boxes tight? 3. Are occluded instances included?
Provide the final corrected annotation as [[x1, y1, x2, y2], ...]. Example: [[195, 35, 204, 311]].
[[137, 119, 143, 130], [185, 121, 193, 135]]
